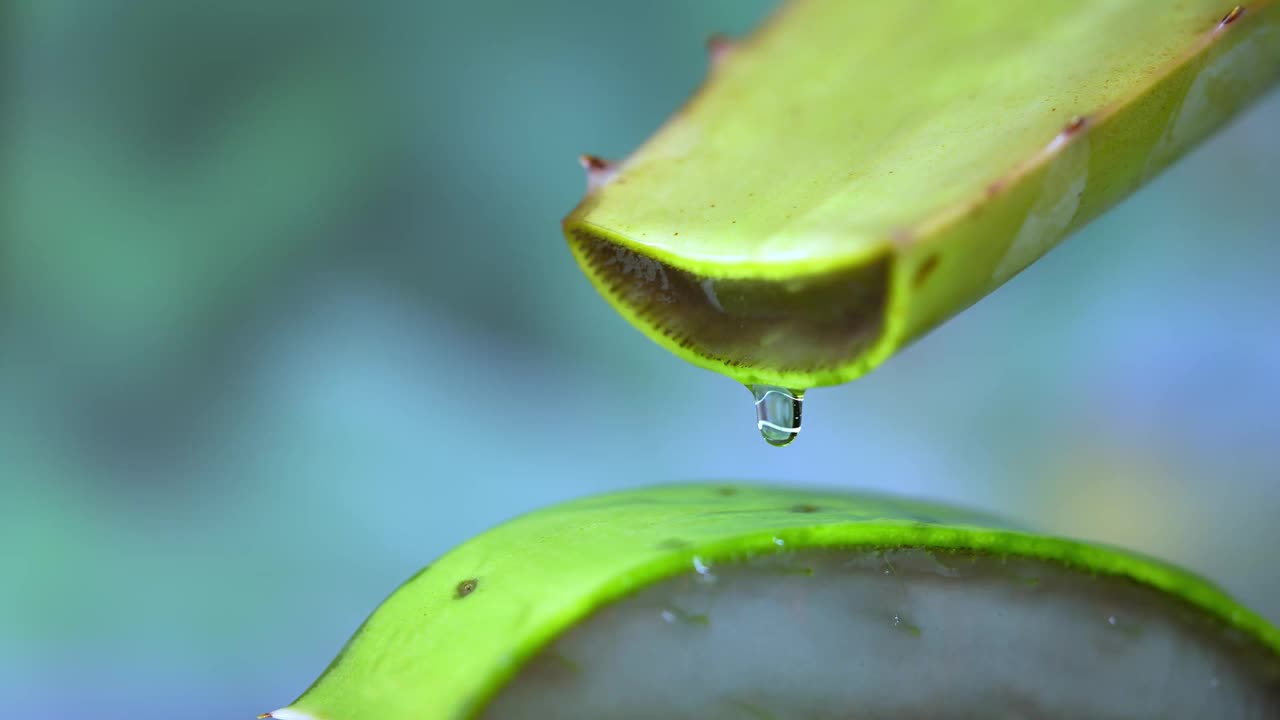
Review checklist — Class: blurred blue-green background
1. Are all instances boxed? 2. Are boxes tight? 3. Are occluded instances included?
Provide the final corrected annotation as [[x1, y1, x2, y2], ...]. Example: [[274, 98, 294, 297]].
[[5, 2, 1280, 718]]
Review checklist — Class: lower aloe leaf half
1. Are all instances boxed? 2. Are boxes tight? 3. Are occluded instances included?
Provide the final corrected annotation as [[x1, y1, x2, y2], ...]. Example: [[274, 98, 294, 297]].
[[565, 0, 1280, 389], [264, 484, 1280, 719]]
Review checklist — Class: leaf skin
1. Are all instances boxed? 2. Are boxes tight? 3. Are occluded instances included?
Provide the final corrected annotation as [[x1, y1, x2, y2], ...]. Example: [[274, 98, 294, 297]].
[[270, 484, 1280, 720], [565, 0, 1280, 388]]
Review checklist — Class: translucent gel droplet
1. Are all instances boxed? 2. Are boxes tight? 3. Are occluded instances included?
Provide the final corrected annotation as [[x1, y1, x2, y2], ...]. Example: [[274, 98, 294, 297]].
[[749, 385, 804, 447]]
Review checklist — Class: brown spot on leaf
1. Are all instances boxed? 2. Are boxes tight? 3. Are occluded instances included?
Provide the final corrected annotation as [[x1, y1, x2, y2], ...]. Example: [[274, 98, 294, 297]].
[[456, 578, 478, 598], [715, 486, 739, 496], [1064, 115, 1087, 134], [913, 254, 940, 288], [1220, 6, 1244, 26], [791, 504, 820, 514]]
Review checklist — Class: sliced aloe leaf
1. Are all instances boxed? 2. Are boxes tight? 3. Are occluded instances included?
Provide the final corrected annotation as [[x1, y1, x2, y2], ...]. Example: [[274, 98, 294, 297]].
[[263, 484, 1280, 719], [565, 1, 1280, 389]]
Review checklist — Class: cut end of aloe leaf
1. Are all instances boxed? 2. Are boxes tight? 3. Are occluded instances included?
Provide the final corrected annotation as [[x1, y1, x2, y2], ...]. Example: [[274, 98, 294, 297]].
[[272, 484, 1280, 719], [489, 549, 1280, 718], [569, 227, 890, 383], [564, 0, 1280, 388]]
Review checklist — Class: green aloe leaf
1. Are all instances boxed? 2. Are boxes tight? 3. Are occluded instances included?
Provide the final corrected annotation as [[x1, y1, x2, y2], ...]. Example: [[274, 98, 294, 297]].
[[263, 484, 1280, 719], [565, 0, 1280, 389]]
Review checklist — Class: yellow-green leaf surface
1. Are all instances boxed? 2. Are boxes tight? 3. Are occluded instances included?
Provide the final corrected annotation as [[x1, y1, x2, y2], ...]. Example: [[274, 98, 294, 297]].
[[565, 0, 1280, 388], [265, 484, 1280, 720]]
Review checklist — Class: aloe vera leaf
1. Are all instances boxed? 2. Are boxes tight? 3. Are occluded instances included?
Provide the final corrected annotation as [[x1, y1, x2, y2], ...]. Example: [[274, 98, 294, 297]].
[[565, 1, 1280, 389], [262, 484, 1280, 719]]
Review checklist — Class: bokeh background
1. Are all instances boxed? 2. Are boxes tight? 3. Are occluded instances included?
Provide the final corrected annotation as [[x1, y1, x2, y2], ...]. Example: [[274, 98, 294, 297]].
[[5, 2, 1280, 718]]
